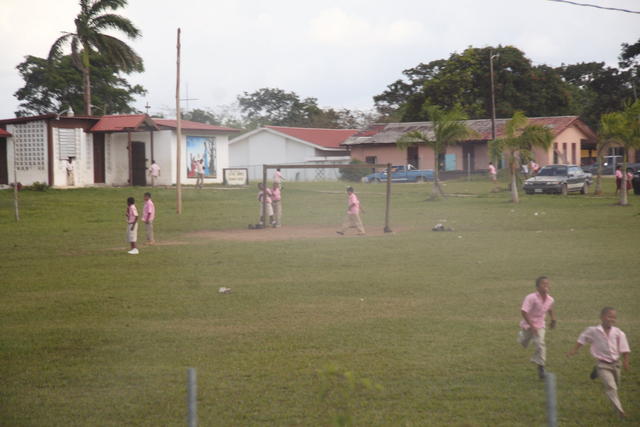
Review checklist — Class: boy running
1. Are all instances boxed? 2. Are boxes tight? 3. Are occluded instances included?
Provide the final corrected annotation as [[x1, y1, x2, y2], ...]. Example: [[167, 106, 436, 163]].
[[566, 307, 631, 418], [337, 186, 365, 236], [518, 276, 556, 379]]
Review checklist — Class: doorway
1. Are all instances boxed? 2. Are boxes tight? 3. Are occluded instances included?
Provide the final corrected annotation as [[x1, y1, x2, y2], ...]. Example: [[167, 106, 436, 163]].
[[93, 134, 105, 183], [0, 138, 7, 185], [131, 141, 147, 186], [462, 144, 475, 171], [407, 146, 419, 168]]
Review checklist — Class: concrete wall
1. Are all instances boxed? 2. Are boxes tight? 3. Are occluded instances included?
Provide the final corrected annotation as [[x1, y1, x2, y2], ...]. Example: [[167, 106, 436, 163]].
[[6, 122, 49, 186]]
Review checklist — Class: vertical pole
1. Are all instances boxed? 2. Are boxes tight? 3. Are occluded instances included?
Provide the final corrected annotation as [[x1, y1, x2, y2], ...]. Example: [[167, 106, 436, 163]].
[[490, 52, 497, 143], [187, 368, 197, 427], [262, 165, 267, 226], [384, 163, 392, 233], [176, 28, 183, 214], [13, 137, 19, 221], [150, 129, 155, 164], [545, 372, 557, 427], [467, 153, 471, 181]]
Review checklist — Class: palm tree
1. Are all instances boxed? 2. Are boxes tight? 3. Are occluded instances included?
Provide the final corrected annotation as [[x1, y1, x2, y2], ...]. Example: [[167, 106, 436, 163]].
[[599, 100, 640, 206], [490, 112, 553, 203], [397, 105, 474, 200], [48, 0, 142, 115]]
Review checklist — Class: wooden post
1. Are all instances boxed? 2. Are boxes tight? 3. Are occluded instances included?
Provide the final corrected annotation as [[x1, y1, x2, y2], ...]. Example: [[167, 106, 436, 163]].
[[13, 137, 19, 221], [262, 165, 267, 226], [384, 163, 392, 233], [150, 129, 154, 163], [187, 368, 197, 427], [176, 28, 183, 214], [127, 130, 132, 186]]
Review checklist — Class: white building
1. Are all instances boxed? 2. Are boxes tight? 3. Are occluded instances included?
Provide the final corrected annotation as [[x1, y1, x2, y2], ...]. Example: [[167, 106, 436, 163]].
[[0, 114, 240, 188], [228, 126, 357, 181]]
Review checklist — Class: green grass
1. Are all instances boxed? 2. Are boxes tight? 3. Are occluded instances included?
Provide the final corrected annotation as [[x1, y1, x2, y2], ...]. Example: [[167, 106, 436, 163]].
[[1, 179, 639, 426]]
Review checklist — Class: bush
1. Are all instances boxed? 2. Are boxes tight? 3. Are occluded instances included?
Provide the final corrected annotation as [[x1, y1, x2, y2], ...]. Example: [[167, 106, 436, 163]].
[[25, 181, 49, 191], [339, 160, 373, 182]]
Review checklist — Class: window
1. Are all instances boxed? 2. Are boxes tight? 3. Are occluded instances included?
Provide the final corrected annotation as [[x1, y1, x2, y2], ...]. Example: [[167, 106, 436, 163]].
[[58, 128, 77, 160], [365, 156, 377, 164]]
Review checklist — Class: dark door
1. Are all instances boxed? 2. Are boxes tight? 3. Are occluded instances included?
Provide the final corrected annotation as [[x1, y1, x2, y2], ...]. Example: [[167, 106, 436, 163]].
[[131, 141, 147, 186], [0, 138, 8, 185], [462, 144, 475, 171], [407, 146, 419, 169], [93, 134, 105, 183]]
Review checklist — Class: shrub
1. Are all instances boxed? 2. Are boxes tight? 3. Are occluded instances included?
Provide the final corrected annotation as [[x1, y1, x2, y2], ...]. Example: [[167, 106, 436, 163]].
[[339, 160, 373, 182]]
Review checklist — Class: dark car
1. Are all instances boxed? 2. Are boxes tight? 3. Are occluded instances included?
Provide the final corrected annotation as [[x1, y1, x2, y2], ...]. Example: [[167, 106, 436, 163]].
[[523, 165, 591, 195]]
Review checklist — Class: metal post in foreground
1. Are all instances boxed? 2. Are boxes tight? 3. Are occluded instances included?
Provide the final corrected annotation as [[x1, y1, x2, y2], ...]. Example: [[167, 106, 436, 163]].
[[544, 372, 557, 427], [467, 153, 471, 181], [384, 163, 392, 233], [187, 368, 197, 427], [262, 165, 268, 227]]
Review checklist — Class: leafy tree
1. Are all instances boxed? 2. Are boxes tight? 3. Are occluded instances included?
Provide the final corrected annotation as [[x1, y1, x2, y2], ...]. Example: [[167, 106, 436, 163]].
[[375, 46, 572, 122], [599, 100, 640, 206], [397, 105, 474, 200], [14, 53, 145, 116], [182, 108, 222, 125], [48, 0, 143, 115], [490, 112, 553, 203], [237, 88, 323, 128]]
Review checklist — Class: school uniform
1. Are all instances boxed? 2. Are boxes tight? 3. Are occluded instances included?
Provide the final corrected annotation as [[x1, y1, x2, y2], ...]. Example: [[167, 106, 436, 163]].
[[340, 193, 365, 234], [272, 187, 282, 227], [126, 205, 138, 243], [518, 292, 554, 366], [143, 199, 155, 242]]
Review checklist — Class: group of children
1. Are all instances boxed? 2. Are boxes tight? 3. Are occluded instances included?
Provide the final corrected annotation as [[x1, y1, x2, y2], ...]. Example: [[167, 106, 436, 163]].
[[519, 276, 631, 418], [615, 165, 634, 195], [125, 192, 156, 254]]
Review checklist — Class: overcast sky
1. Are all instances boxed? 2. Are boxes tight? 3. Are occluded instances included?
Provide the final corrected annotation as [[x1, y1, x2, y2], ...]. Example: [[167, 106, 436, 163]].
[[1, 0, 638, 119]]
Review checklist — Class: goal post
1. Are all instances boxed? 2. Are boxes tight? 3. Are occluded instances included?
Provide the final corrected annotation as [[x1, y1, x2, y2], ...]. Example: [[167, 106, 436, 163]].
[[262, 163, 393, 233]]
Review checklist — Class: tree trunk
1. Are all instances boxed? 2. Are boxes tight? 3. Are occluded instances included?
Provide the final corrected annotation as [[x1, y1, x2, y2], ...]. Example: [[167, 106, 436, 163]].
[[83, 66, 92, 115], [429, 152, 445, 200], [510, 153, 519, 203], [619, 150, 629, 206]]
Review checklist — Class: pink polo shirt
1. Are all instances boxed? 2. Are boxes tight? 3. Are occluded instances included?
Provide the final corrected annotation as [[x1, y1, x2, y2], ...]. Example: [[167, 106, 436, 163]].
[[520, 292, 554, 329], [578, 325, 630, 363], [615, 169, 623, 179], [488, 164, 496, 175], [127, 205, 138, 224], [258, 189, 272, 204], [347, 193, 360, 214], [271, 187, 281, 202], [143, 199, 155, 222]]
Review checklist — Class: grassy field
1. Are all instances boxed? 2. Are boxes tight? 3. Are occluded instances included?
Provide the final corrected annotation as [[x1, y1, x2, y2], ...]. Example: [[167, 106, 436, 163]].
[[1, 178, 639, 426]]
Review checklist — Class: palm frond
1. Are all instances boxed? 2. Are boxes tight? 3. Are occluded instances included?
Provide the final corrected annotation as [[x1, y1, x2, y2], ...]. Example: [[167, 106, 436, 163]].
[[91, 13, 140, 39], [89, 0, 128, 16], [48, 33, 75, 60], [396, 130, 433, 150], [92, 33, 143, 72]]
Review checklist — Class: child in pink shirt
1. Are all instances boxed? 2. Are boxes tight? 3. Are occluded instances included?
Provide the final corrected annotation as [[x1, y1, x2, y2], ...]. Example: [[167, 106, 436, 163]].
[[567, 307, 630, 418], [337, 186, 365, 235], [518, 276, 556, 379], [257, 183, 274, 227], [488, 162, 497, 182], [143, 192, 156, 244], [126, 197, 139, 254], [271, 182, 282, 228]]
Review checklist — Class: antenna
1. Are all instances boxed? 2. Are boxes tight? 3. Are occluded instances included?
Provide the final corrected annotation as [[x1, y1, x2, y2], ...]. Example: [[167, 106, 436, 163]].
[[180, 83, 199, 114]]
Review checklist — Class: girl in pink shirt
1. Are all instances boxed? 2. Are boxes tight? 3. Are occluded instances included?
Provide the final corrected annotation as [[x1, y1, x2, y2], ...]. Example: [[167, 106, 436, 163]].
[[125, 197, 139, 254]]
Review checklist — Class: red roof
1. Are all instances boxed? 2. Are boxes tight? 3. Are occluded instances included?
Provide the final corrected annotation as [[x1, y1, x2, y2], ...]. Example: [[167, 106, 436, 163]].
[[91, 114, 157, 132], [0, 128, 11, 137], [265, 126, 358, 149], [155, 119, 240, 132]]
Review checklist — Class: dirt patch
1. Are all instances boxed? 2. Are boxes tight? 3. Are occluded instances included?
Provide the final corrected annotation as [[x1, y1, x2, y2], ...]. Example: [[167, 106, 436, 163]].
[[184, 225, 403, 242]]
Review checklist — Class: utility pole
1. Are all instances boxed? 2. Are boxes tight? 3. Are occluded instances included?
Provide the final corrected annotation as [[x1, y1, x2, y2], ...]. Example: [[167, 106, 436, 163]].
[[490, 51, 499, 142], [176, 28, 183, 214]]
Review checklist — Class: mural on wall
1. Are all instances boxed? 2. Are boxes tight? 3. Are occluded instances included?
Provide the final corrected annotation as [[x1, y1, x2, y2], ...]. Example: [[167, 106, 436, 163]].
[[186, 136, 216, 178]]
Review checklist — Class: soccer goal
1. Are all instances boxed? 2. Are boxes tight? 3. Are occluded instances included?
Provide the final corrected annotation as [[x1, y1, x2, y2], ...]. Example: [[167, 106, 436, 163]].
[[262, 163, 394, 233]]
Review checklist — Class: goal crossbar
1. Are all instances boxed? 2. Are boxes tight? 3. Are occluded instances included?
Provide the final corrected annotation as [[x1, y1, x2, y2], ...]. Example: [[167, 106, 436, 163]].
[[262, 163, 393, 233]]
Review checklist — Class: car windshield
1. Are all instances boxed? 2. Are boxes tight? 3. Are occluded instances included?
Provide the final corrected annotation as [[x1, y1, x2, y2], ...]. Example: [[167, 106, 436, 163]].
[[537, 167, 567, 176]]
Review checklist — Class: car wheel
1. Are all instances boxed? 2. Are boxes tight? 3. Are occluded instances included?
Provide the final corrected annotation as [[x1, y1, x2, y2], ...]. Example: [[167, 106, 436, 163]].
[[525, 190, 534, 195], [580, 183, 589, 195], [561, 184, 568, 196]]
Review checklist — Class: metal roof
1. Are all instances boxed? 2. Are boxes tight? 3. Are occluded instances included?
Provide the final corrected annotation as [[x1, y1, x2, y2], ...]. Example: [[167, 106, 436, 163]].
[[154, 119, 240, 133], [265, 126, 358, 149]]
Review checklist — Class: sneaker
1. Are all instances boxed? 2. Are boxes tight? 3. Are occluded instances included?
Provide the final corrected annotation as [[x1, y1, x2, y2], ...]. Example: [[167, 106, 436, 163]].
[[537, 365, 545, 380], [336, 231, 344, 235], [128, 248, 139, 255], [590, 366, 598, 380]]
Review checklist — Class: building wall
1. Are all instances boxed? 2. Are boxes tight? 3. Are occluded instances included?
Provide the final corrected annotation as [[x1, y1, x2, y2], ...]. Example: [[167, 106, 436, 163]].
[[6, 122, 49, 186], [551, 126, 588, 165], [229, 130, 346, 181]]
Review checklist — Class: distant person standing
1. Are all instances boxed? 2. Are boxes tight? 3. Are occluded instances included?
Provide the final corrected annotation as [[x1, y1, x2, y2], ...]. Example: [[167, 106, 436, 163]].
[[625, 168, 633, 192], [566, 307, 630, 418], [125, 197, 139, 255], [148, 160, 160, 187], [336, 186, 365, 236], [272, 182, 282, 228], [529, 160, 540, 176], [274, 168, 284, 185], [65, 157, 75, 186], [518, 276, 556, 379], [143, 192, 156, 245], [488, 162, 497, 182], [195, 159, 205, 189], [615, 165, 623, 195]]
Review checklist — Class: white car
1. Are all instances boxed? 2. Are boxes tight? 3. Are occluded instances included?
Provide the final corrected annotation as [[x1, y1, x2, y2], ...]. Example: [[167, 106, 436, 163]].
[[523, 165, 591, 195]]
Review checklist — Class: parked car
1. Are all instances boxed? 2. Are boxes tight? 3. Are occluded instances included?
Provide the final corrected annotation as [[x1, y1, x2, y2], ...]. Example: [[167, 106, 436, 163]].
[[523, 165, 591, 195], [364, 164, 434, 183]]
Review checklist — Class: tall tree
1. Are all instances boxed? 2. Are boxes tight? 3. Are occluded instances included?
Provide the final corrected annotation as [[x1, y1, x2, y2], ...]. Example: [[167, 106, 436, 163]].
[[237, 88, 322, 128], [489, 112, 553, 203], [375, 46, 572, 122], [48, 0, 142, 115], [14, 53, 145, 116], [599, 100, 640, 206], [397, 105, 474, 200]]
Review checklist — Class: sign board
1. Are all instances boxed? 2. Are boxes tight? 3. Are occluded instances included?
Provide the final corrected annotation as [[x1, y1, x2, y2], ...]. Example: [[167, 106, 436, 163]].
[[223, 168, 248, 186]]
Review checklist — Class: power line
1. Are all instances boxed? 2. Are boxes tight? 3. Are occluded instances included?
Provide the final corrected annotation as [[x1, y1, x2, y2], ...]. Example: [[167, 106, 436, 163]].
[[545, 0, 640, 14]]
